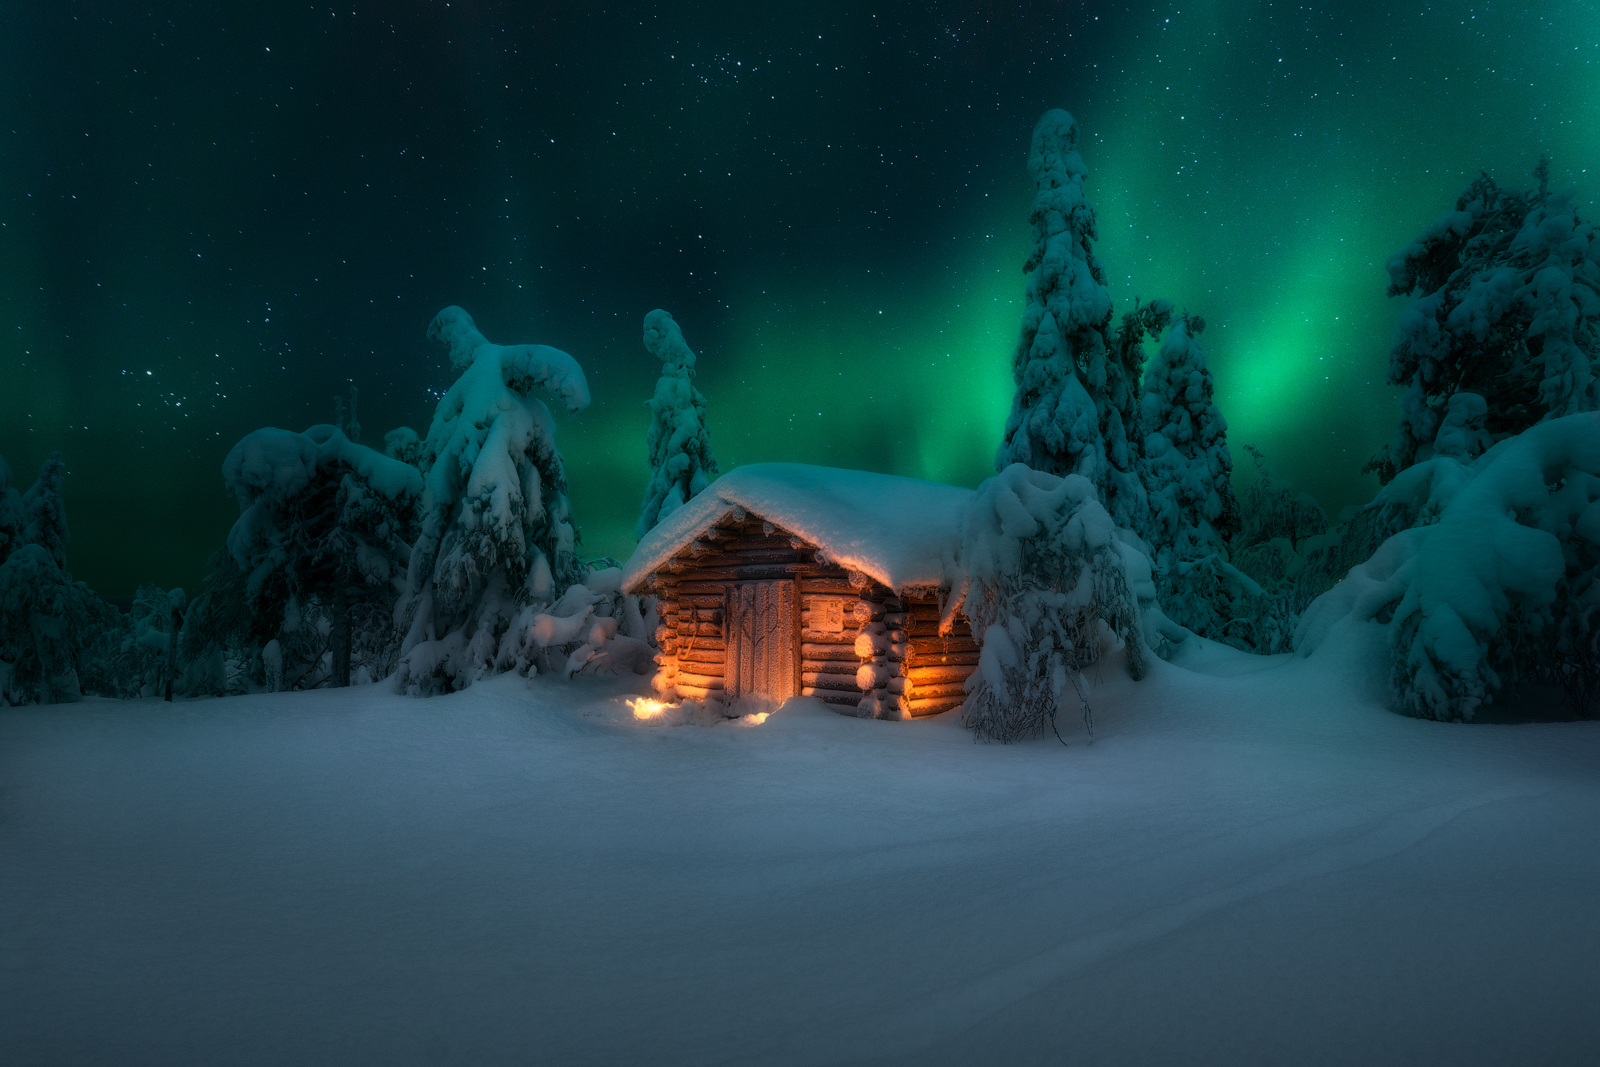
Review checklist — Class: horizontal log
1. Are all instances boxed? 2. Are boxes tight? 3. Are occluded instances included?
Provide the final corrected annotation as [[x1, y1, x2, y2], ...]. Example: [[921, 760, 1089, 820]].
[[675, 623, 724, 639], [675, 581, 729, 597], [702, 547, 814, 564], [676, 670, 725, 689], [802, 672, 861, 692], [798, 628, 854, 644], [908, 637, 980, 654], [801, 643, 859, 661], [905, 617, 968, 630], [800, 577, 860, 595], [905, 680, 967, 699], [909, 650, 982, 667], [906, 664, 976, 684], [676, 555, 804, 572], [679, 648, 725, 665], [801, 660, 858, 677], [906, 621, 974, 634], [723, 536, 799, 552], [675, 594, 725, 609], [675, 683, 721, 700], [909, 696, 965, 716], [909, 632, 978, 645], [664, 564, 817, 582], [801, 687, 868, 709]]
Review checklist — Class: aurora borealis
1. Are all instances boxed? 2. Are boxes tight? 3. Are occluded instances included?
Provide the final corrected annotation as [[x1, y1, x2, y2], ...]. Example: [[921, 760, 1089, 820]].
[[3, 2, 1595, 595]]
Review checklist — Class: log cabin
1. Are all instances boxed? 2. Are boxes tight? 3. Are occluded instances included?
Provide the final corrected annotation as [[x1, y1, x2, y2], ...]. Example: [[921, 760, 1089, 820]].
[[621, 463, 979, 720]]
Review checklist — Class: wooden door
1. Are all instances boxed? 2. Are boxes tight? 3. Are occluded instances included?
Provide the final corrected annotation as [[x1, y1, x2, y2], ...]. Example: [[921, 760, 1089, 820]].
[[725, 580, 799, 701]]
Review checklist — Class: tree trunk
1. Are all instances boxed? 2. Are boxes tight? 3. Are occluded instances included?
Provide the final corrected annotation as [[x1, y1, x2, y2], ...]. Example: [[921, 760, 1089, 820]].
[[331, 579, 351, 687]]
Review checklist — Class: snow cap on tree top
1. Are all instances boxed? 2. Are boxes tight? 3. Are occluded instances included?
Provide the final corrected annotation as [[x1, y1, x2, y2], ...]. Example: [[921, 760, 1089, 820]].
[[643, 309, 694, 367], [223, 428, 318, 510], [223, 426, 422, 516], [1029, 109, 1086, 194], [428, 305, 495, 369], [425, 305, 591, 414]]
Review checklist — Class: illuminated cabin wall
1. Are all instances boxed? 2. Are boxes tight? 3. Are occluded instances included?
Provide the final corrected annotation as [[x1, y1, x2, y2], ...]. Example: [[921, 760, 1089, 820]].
[[641, 514, 976, 719]]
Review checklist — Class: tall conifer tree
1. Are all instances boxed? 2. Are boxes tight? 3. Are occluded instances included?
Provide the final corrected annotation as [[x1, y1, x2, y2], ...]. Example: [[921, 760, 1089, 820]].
[[637, 309, 718, 539], [997, 109, 1153, 531]]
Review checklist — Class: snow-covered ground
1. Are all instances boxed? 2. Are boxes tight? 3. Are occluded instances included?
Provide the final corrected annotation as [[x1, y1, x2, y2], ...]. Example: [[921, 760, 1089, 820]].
[[4, 631, 1598, 1066]]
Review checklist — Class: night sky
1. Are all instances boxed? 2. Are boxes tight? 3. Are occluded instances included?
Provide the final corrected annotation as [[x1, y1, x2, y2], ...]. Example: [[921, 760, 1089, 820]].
[[3, 2, 1595, 596]]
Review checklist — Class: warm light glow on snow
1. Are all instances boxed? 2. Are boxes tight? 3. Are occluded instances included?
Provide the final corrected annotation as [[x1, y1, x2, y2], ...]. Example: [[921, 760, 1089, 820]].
[[628, 697, 670, 720], [740, 712, 770, 726]]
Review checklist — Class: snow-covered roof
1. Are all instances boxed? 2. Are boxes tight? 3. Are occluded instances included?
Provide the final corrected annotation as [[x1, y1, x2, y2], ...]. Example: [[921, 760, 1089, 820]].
[[623, 463, 973, 595]]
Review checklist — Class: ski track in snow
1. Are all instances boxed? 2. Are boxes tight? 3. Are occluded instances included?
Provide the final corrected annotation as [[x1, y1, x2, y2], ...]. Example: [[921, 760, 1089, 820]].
[[3, 640, 1598, 1067], [867, 784, 1548, 1066]]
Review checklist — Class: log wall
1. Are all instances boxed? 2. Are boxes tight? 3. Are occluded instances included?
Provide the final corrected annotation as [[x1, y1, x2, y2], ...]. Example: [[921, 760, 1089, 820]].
[[643, 513, 976, 720]]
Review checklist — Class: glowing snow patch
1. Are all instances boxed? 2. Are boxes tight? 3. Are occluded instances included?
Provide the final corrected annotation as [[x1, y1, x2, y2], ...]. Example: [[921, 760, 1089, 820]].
[[628, 697, 670, 721]]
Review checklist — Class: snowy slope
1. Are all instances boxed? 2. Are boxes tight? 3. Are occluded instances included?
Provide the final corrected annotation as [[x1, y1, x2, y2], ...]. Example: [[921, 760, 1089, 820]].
[[3, 636, 1598, 1066]]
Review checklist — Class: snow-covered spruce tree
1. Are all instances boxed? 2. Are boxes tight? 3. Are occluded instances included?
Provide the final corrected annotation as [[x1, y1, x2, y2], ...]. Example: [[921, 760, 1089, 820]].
[[1137, 313, 1260, 645], [957, 464, 1148, 743], [637, 309, 718, 539], [1297, 411, 1600, 720], [1111, 296, 1173, 520], [1140, 316, 1240, 556], [997, 109, 1158, 532], [0, 544, 119, 705], [383, 426, 425, 470], [395, 306, 591, 693], [1216, 446, 1333, 652], [1367, 159, 1599, 484], [1237, 446, 1328, 552], [0, 450, 122, 704], [174, 554, 255, 696], [21, 452, 69, 569], [0, 456, 24, 566], [104, 585, 189, 699], [219, 423, 422, 689]]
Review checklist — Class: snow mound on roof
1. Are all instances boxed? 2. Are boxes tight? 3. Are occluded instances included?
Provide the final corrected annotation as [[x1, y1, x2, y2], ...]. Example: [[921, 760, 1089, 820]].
[[623, 463, 973, 594]]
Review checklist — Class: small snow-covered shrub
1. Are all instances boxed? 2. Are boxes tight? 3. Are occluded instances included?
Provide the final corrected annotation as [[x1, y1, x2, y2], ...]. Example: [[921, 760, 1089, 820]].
[[491, 566, 657, 685], [1297, 412, 1600, 720], [383, 426, 425, 470], [957, 464, 1146, 743]]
